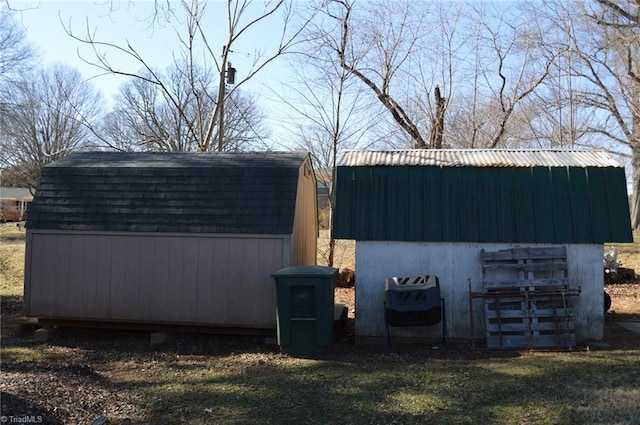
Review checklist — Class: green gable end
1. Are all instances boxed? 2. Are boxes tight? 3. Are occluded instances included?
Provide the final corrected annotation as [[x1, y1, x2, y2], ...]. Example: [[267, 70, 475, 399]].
[[332, 150, 633, 244]]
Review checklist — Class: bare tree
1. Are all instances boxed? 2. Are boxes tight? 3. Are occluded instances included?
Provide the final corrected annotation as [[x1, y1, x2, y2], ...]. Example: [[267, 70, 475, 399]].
[[63, 0, 319, 152], [325, 1, 556, 150], [0, 64, 103, 190], [429, 85, 446, 149], [474, 4, 557, 148], [0, 6, 36, 82], [539, 0, 640, 227], [589, 0, 640, 228], [330, 0, 432, 148], [100, 61, 268, 152], [278, 6, 384, 266]]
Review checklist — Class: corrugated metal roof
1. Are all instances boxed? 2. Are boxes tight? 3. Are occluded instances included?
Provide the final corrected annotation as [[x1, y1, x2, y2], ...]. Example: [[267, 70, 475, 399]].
[[338, 149, 623, 168]]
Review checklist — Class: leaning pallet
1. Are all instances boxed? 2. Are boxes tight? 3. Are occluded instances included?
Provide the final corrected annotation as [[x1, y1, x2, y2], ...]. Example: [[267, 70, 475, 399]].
[[470, 247, 580, 350]]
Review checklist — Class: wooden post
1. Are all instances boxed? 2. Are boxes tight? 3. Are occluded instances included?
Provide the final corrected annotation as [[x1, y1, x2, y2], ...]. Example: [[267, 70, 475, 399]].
[[468, 278, 475, 350]]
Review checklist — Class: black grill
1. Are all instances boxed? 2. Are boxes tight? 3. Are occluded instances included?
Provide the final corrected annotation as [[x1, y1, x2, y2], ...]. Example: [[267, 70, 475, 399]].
[[383, 275, 447, 348]]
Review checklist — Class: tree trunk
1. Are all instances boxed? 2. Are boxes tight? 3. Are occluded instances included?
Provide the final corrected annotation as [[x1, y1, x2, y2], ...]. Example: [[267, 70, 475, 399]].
[[429, 85, 446, 149], [630, 124, 640, 230]]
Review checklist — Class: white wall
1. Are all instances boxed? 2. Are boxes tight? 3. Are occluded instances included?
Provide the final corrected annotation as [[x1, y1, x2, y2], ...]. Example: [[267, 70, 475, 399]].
[[355, 241, 604, 343]]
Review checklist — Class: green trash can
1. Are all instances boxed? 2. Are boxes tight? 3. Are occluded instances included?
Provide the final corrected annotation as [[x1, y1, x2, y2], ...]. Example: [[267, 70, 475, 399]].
[[272, 265, 339, 357]]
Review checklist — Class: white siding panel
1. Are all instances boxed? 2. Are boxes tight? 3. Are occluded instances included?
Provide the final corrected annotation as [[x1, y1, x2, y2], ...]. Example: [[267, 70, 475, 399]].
[[53, 235, 72, 317], [253, 238, 282, 325], [93, 235, 112, 318], [195, 237, 224, 324], [356, 241, 603, 343], [124, 237, 142, 320], [193, 236, 282, 326], [166, 238, 191, 322], [225, 238, 246, 324], [26, 232, 286, 329], [27, 234, 57, 316], [567, 245, 604, 340], [138, 236, 159, 321]]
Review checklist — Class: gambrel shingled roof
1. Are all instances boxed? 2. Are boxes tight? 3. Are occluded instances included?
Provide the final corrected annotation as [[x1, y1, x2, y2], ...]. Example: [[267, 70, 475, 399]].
[[27, 151, 311, 234]]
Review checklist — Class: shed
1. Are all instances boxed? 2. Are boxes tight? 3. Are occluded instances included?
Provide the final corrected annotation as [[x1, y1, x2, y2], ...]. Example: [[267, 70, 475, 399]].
[[24, 151, 318, 332], [332, 149, 633, 344]]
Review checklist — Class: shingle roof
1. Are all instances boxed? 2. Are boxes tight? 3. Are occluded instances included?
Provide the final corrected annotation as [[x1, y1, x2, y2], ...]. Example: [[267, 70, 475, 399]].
[[338, 149, 624, 168], [27, 151, 310, 234], [0, 187, 33, 201]]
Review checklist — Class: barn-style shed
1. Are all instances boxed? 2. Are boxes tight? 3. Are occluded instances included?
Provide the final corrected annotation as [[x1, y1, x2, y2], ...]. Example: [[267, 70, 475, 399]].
[[332, 149, 633, 345], [24, 151, 318, 331]]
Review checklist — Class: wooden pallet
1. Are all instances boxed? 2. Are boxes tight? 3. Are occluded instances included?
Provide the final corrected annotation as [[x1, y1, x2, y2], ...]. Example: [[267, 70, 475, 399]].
[[475, 247, 580, 349]]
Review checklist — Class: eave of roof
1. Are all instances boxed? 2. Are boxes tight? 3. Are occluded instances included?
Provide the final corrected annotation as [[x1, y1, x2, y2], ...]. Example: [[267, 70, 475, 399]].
[[48, 151, 310, 168], [337, 149, 623, 168]]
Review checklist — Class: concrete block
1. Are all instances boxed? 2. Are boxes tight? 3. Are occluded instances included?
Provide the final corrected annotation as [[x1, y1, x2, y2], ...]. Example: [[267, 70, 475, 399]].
[[34, 328, 49, 342], [150, 332, 168, 345], [619, 321, 640, 334]]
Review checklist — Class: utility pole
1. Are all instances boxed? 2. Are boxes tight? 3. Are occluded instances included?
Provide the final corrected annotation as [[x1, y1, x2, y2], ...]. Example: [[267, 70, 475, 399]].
[[217, 46, 227, 152], [217, 46, 237, 152]]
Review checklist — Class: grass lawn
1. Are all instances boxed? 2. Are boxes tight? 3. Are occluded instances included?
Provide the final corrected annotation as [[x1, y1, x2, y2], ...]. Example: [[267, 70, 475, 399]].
[[2, 224, 640, 424]]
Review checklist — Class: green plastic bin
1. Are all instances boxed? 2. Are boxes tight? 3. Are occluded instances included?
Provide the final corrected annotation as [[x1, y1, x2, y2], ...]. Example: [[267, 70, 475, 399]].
[[272, 265, 339, 357]]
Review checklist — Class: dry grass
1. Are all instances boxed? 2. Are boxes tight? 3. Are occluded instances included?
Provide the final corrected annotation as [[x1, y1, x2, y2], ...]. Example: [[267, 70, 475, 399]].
[[0, 223, 26, 297], [316, 229, 355, 270], [1, 225, 640, 424]]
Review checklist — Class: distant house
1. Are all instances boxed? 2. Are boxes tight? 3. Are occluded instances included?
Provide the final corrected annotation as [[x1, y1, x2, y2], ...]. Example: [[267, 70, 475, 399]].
[[315, 168, 333, 211], [24, 151, 318, 331], [0, 187, 33, 222], [317, 180, 331, 210], [332, 149, 633, 344]]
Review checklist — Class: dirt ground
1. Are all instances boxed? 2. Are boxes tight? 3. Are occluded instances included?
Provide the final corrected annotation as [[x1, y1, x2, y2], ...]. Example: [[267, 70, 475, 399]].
[[2, 283, 640, 424], [2, 225, 640, 423]]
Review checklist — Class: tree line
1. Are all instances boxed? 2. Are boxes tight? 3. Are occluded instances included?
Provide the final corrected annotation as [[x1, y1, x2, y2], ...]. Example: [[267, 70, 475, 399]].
[[1, 1, 639, 233]]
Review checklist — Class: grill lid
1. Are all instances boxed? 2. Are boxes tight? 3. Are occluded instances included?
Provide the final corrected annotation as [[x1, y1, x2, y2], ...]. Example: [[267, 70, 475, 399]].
[[384, 275, 441, 312]]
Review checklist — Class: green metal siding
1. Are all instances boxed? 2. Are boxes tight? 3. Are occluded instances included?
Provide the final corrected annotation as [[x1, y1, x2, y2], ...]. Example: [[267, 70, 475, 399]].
[[459, 168, 480, 241], [514, 168, 536, 242], [332, 165, 632, 243], [531, 168, 555, 242], [423, 167, 443, 241], [568, 168, 593, 243], [587, 167, 611, 242], [442, 168, 462, 241], [406, 167, 425, 241], [606, 167, 633, 242], [477, 168, 499, 242], [550, 167, 574, 243]]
